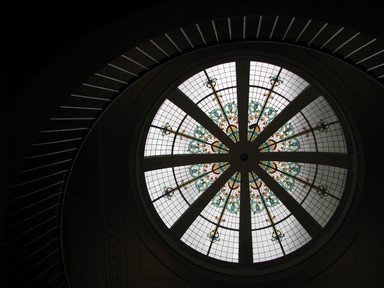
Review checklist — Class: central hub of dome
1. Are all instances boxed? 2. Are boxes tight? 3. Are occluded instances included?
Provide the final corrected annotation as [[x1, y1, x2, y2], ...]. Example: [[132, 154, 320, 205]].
[[240, 153, 249, 161], [228, 142, 260, 170]]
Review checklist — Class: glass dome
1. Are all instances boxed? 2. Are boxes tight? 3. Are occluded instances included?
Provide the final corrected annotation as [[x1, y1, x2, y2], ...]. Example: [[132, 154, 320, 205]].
[[141, 60, 349, 264]]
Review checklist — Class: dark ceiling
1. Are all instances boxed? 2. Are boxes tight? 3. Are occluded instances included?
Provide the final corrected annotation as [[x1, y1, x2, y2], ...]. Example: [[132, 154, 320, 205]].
[[2, 1, 384, 287], [3, 1, 384, 189], [4, 1, 384, 97]]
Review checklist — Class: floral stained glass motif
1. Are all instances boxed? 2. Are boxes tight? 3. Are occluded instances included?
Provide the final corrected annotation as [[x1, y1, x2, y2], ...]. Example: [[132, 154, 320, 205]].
[[143, 60, 349, 264]]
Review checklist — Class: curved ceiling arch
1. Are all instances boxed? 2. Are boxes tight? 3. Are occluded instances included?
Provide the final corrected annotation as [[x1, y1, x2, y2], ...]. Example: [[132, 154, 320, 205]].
[[2, 12, 383, 287]]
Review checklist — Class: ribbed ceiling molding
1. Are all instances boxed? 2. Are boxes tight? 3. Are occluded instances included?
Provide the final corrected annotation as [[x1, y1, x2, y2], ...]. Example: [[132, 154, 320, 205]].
[[2, 15, 383, 287]]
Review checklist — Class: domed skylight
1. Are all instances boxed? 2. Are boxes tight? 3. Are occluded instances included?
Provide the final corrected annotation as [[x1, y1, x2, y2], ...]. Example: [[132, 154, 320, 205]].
[[142, 60, 348, 264]]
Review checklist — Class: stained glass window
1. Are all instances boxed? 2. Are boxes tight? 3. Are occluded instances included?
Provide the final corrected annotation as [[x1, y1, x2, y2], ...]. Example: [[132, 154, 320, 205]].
[[142, 60, 349, 264]]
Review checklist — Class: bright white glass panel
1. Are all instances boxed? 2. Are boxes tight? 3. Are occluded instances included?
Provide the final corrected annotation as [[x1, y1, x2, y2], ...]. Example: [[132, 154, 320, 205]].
[[173, 163, 227, 205], [145, 168, 178, 201], [249, 61, 281, 88], [248, 87, 290, 136], [197, 88, 238, 117], [301, 189, 339, 227], [280, 215, 312, 255], [208, 228, 239, 263], [205, 62, 237, 90], [300, 96, 347, 153], [178, 71, 208, 103], [252, 227, 284, 262], [267, 162, 318, 205], [146, 164, 226, 228], [250, 178, 291, 230], [178, 62, 236, 104], [180, 215, 211, 255], [273, 68, 309, 101], [199, 174, 241, 230], [144, 126, 175, 156], [196, 88, 239, 139], [145, 100, 187, 156], [172, 114, 227, 155], [153, 190, 189, 228], [301, 165, 346, 227], [262, 111, 317, 152]]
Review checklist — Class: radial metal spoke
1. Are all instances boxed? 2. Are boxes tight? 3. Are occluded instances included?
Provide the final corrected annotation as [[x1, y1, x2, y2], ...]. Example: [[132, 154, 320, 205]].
[[253, 164, 322, 237], [258, 152, 348, 169], [239, 169, 252, 264], [236, 60, 250, 142], [171, 166, 236, 238], [252, 85, 319, 147], [168, 89, 235, 149], [143, 153, 229, 171]]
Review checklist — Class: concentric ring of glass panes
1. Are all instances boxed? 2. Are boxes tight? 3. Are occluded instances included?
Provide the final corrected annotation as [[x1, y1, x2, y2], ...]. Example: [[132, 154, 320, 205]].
[[143, 61, 348, 264]]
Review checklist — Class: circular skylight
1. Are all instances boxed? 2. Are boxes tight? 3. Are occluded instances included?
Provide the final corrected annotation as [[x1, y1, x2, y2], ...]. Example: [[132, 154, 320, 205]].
[[141, 60, 349, 264]]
